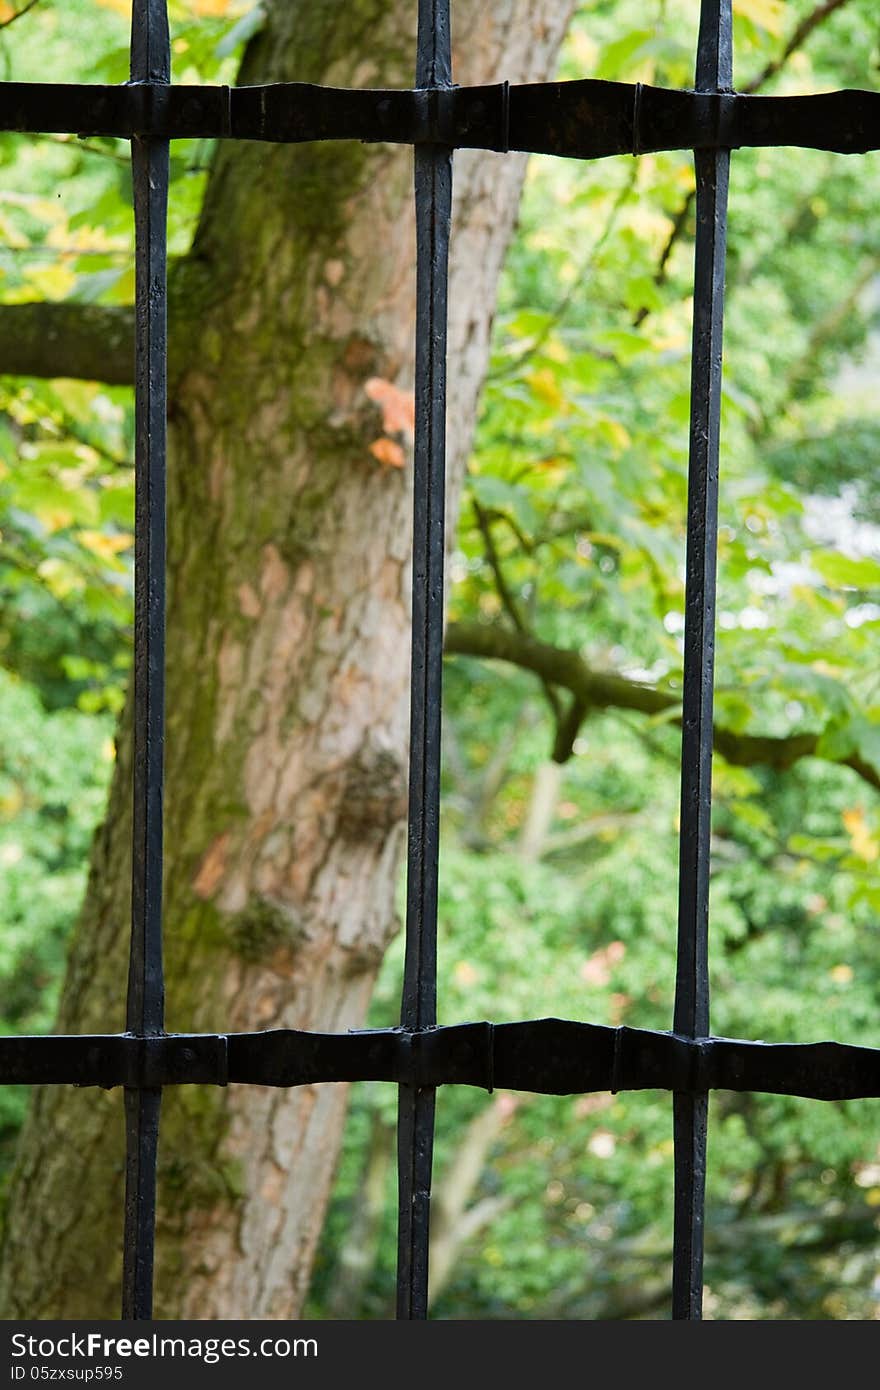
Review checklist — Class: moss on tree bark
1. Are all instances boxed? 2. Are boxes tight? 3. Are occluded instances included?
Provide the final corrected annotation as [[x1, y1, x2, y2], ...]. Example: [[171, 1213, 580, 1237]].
[[0, 0, 573, 1318]]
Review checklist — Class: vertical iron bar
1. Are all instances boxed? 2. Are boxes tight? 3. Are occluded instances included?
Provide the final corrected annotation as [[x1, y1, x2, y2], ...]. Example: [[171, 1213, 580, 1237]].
[[396, 0, 452, 1322], [671, 0, 732, 1322], [122, 0, 170, 1322]]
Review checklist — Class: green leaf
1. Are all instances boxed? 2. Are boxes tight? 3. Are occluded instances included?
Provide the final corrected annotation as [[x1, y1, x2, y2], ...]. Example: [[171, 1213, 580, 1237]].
[[816, 719, 858, 762], [215, 3, 266, 59], [594, 29, 652, 80], [812, 550, 880, 591]]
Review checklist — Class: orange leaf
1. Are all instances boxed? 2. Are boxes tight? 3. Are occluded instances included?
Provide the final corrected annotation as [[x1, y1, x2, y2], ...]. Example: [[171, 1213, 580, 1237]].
[[369, 437, 406, 469], [365, 377, 415, 436], [580, 940, 626, 986]]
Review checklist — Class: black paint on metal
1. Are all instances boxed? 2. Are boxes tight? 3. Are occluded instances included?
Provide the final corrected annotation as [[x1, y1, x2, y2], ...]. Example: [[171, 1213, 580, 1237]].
[[1, 0, 876, 1325], [122, 0, 170, 1324], [672, 0, 732, 1324], [3, 1024, 880, 1100], [396, 0, 453, 1324], [1, 80, 878, 157]]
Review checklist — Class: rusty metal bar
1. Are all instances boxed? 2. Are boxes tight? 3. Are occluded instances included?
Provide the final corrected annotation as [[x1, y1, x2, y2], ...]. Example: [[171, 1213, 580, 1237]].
[[672, 0, 733, 1323], [122, 0, 170, 1324], [396, 0, 453, 1323]]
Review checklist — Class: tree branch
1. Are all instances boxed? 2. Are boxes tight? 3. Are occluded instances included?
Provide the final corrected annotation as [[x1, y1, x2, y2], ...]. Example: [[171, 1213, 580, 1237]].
[[0, 302, 134, 385], [472, 497, 562, 726], [0, 0, 43, 32], [445, 620, 880, 793], [491, 164, 637, 379], [472, 498, 529, 634], [634, 0, 854, 326], [742, 0, 852, 96], [751, 257, 880, 440]]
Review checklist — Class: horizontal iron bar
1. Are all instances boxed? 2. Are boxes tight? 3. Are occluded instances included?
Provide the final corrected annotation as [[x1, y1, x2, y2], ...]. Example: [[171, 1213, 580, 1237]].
[[0, 1032, 227, 1087], [1, 1022, 879, 1100], [0, 80, 876, 157]]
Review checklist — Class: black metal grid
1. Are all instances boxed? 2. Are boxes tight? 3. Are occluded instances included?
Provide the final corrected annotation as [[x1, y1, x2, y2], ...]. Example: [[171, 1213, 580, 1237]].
[[1, 0, 879, 1321]]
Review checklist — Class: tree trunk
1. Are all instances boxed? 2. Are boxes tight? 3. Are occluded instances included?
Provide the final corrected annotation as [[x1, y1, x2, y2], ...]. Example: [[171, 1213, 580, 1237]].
[[0, 0, 573, 1319], [428, 1095, 519, 1307]]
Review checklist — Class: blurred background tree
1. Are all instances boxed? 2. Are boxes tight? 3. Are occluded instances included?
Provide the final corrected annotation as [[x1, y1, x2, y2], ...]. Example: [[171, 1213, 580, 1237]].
[[1, 0, 880, 1319]]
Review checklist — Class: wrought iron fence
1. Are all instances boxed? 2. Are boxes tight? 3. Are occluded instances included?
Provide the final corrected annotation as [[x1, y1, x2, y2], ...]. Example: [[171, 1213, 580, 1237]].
[[1, 0, 879, 1321]]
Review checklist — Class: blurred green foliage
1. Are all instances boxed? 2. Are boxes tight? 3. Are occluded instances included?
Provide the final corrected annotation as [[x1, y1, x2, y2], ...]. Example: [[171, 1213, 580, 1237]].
[[2, 0, 880, 1319], [310, 0, 880, 1320], [0, 667, 113, 1170]]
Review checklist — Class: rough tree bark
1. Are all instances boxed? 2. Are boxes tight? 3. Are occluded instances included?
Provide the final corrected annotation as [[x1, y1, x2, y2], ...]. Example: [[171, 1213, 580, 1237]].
[[0, 0, 573, 1319]]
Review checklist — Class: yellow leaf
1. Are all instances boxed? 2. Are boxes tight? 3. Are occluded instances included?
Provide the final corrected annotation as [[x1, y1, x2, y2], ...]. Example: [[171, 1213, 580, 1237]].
[[27, 264, 77, 300], [527, 367, 564, 411], [39, 507, 75, 534], [0, 790, 23, 819], [843, 807, 878, 863], [46, 220, 123, 254], [628, 202, 675, 243], [37, 557, 84, 597], [190, 0, 236, 14], [596, 416, 631, 452], [569, 31, 598, 69], [76, 530, 132, 560], [733, 0, 785, 37], [534, 455, 568, 482], [543, 337, 569, 365]]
